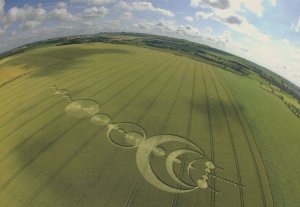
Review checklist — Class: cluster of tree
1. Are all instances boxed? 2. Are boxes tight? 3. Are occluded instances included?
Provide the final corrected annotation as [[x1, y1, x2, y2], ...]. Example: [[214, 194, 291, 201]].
[[56, 36, 113, 46], [0, 38, 63, 59], [278, 96, 300, 118], [256, 71, 300, 102], [285, 102, 300, 118]]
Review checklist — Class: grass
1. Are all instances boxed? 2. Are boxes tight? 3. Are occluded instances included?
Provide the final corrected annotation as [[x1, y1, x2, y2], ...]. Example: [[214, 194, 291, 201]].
[[218, 67, 300, 207], [0, 42, 292, 207], [255, 76, 300, 118]]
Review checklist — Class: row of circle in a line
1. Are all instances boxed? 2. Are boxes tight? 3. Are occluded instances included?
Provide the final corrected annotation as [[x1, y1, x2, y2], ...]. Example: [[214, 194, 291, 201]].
[[54, 89, 214, 164], [53, 87, 217, 190], [53, 87, 166, 153], [64, 98, 169, 155]]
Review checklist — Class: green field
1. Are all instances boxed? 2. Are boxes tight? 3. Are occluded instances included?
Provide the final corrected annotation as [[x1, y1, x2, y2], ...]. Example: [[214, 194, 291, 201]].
[[0, 42, 298, 207], [218, 68, 300, 207]]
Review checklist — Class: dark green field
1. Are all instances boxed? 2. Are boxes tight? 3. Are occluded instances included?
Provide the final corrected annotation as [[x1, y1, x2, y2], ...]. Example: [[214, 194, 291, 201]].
[[0, 42, 299, 207]]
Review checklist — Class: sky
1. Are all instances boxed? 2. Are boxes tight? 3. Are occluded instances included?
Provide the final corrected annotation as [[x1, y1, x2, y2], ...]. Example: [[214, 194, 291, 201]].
[[0, 0, 299, 86]]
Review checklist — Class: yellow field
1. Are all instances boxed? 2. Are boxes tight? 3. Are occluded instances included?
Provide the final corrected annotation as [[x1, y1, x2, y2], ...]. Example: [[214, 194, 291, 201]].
[[0, 43, 274, 206]]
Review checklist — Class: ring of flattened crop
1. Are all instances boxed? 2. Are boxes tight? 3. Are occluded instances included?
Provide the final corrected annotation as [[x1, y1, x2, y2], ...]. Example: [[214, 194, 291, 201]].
[[136, 134, 209, 193], [106, 122, 147, 148]]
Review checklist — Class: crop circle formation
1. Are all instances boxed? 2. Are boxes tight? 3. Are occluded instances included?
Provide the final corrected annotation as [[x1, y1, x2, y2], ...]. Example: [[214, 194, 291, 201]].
[[53, 85, 245, 194]]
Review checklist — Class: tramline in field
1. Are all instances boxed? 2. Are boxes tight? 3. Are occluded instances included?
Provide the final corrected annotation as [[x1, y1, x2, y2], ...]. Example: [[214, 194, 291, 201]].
[[52, 85, 246, 194], [2, 42, 297, 207]]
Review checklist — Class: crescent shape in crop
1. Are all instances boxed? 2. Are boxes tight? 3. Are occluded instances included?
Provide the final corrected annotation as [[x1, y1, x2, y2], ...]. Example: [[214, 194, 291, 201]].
[[136, 134, 208, 193]]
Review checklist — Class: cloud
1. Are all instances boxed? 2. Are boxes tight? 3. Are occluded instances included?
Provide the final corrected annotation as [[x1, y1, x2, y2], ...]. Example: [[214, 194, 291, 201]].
[[292, 17, 300, 32], [191, 0, 263, 17], [19, 20, 42, 30], [0, 27, 5, 35], [0, 0, 4, 17], [237, 38, 300, 86], [121, 12, 133, 20], [241, 0, 263, 17], [226, 15, 270, 42], [101, 20, 121, 30], [133, 22, 153, 31], [70, 0, 116, 5], [0, 0, 297, 87], [269, 0, 277, 6], [49, 2, 78, 21], [132, 20, 234, 49], [155, 21, 179, 33], [195, 11, 213, 19], [56, 2, 67, 9], [185, 16, 194, 22], [116, 1, 174, 17], [83, 6, 108, 17], [225, 15, 242, 24], [194, 10, 269, 42], [2, 5, 46, 31], [191, 0, 229, 9], [281, 38, 290, 45]]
